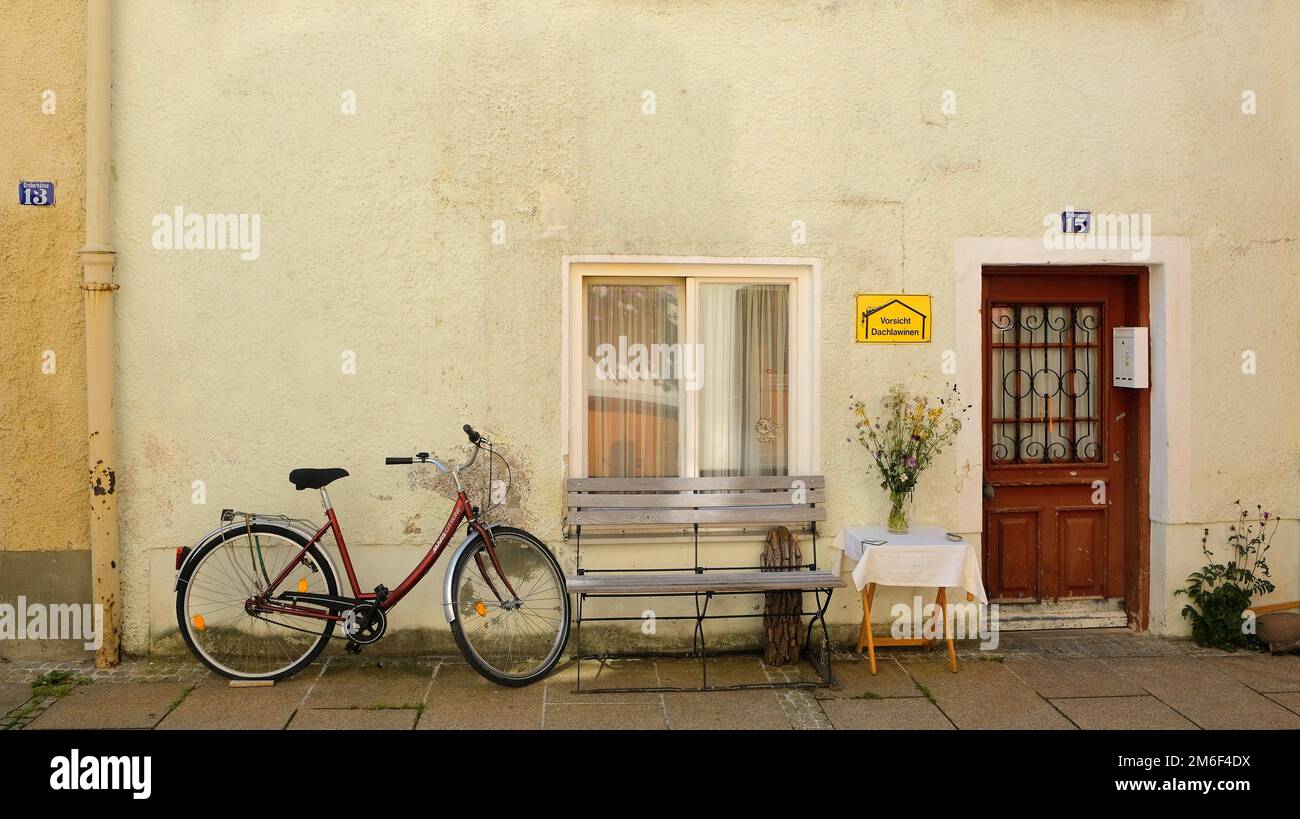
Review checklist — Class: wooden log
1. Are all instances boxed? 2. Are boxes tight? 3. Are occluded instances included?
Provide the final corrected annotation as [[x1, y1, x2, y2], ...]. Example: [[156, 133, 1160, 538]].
[[762, 526, 803, 666]]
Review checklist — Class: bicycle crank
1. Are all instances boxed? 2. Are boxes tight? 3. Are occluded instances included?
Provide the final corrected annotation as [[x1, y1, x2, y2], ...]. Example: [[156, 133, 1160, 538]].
[[342, 603, 387, 645]]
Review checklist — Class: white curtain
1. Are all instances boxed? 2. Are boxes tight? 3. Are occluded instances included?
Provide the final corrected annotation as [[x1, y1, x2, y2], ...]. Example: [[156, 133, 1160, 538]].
[[698, 283, 789, 476], [585, 282, 680, 477]]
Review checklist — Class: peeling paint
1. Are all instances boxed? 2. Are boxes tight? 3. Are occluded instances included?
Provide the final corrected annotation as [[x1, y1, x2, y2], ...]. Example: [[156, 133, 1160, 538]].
[[90, 462, 116, 496]]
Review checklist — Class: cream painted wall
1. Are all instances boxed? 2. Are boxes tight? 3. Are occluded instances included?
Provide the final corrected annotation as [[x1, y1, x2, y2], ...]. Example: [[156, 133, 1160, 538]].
[[108, 1, 1299, 652]]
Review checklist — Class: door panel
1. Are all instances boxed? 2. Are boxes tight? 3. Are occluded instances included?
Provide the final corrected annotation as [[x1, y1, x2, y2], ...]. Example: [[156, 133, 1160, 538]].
[[982, 270, 1139, 603], [1058, 507, 1105, 596], [987, 509, 1039, 600]]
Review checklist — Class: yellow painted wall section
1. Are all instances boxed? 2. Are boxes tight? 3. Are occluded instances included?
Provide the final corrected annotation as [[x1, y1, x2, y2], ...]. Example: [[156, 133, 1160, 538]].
[[107, 1, 1300, 650], [0, 2, 87, 553]]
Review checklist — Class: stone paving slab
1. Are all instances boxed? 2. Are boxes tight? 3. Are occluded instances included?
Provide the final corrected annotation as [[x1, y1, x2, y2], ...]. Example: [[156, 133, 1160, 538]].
[[1265, 692, 1300, 717], [818, 657, 923, 700], [544, 658, 662, 702], [302, 659, 433, 710], [821, 697, 954, 730], [663, 689, 791, 730], [987, 629, 1222, 658], [288, 708, 418, 730], [1106, 657, 1300, 730], [1205, 654, 1300, 693], [1004, 658, 1145, 699], [157, 678, 313, 730], [1050, 696, 1197, 730], [27, 682, 189, 730], [656, 655, 770, 689], [417, 662, 544, 730], [544, 702, 668, 730], [0, 684, 32, 716], [9, 637, 1300, 730], [904, 659, 1075, 729]]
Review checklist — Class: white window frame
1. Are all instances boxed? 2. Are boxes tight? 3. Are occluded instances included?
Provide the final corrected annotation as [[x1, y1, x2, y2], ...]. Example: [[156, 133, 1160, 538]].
[[562, 256, 820, 479]]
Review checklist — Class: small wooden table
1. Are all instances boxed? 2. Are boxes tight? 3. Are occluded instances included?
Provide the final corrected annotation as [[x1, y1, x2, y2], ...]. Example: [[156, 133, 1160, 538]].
[[832, 526, 988, 675]]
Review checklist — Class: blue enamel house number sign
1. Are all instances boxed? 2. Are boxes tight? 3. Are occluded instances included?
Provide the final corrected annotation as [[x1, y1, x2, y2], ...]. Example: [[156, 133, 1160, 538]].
[[18, 181, 55, 206]]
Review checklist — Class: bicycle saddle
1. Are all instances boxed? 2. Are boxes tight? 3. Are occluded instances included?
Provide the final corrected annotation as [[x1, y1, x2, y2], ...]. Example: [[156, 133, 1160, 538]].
[[288, 468, 349, 490]]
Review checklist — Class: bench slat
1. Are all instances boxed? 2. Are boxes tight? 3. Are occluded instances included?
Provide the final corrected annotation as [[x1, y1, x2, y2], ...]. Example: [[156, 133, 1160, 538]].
[[567, 506, 827, 526], [566, 490, 826, 509], [567, 571, 844, 595], [568, 476, 825, 492]]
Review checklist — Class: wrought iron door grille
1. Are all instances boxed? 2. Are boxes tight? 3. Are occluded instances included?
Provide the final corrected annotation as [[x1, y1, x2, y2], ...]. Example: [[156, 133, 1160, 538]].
[[989, 303, 1102, 464]]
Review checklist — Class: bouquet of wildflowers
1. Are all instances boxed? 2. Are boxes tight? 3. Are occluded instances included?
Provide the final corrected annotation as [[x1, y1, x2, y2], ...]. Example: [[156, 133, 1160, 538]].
[[849, 383, 968, 532]]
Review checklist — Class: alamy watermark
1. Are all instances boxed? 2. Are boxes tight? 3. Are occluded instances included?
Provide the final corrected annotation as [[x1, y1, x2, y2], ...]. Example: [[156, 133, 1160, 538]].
[[889, 595, 1001, 650], [50, 749, 151, 800], [0, 597, 103, 651], [1042, 210, 1151, 261], [594, 335, 704, 391], [151, 205, 261, 261]]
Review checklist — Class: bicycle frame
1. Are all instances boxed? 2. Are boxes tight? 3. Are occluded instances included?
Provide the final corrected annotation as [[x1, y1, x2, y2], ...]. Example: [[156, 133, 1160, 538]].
[[250, 487, 519, 624]]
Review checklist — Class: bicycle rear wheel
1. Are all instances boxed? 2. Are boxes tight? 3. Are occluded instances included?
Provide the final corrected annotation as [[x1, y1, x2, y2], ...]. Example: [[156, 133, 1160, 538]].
[[176, 523, 337, 681], [449, 527, 569, 686]]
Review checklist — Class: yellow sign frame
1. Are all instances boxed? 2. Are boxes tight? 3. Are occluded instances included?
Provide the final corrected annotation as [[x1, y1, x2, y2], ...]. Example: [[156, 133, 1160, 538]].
[[855, 293, 933, 343]]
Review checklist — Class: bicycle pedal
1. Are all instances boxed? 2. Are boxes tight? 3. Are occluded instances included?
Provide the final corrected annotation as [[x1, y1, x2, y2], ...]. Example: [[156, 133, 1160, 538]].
[[345, 640, 363, 655], [373, 584, 389, 603]]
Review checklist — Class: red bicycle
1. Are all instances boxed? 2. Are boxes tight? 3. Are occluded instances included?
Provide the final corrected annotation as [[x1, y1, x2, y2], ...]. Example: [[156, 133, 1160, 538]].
[[174, 425, 569, 686]]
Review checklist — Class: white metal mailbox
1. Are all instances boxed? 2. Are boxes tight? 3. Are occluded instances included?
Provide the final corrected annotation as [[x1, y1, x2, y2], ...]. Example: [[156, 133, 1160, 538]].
[[1112, 326, 1149, 388]]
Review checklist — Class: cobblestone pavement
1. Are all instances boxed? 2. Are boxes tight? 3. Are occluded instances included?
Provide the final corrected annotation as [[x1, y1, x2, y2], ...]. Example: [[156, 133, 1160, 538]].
[[3, 630, 1298, 730]]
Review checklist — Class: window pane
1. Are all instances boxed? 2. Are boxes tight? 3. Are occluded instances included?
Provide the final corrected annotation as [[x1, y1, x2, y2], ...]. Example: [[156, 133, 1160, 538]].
[[988, 303, 1102, 464], [698, 283, 789, 476], [585, 282, 681, 477]]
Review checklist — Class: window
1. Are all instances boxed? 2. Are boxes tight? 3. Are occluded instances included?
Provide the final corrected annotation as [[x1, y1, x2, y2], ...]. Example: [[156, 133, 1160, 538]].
[[566, 260, 817, 479], [988, 303, 1102, 464]]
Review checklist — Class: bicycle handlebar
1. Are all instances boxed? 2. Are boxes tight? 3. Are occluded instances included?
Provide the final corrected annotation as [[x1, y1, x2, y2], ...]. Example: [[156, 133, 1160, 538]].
[[385, 425, 484, 474]]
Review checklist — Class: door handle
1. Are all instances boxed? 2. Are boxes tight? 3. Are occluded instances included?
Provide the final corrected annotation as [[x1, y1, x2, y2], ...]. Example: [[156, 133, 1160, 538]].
[[983, 480, 995, 499]]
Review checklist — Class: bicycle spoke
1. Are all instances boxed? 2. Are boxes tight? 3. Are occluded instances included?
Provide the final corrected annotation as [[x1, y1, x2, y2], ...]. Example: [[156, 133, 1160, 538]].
[[452, 534, 568, 681], [183, 530, 333, 679]]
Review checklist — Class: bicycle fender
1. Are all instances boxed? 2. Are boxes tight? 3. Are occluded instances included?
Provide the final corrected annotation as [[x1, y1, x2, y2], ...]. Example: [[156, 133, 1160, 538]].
[[173, 517, 332, 591], [441, 523, 507, 623]]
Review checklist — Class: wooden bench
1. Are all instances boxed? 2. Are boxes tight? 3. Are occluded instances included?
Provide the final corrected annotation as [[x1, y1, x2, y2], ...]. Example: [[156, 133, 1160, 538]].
[[565, 475, 843, 692]]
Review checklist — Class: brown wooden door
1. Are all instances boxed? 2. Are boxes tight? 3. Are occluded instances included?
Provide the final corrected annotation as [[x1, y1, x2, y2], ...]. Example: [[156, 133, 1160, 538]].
[[981, 270, 1142, 603]]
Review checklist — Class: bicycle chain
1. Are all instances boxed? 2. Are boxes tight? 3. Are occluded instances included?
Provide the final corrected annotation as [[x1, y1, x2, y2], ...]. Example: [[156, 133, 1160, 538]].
[[248, 609, 347, 641]]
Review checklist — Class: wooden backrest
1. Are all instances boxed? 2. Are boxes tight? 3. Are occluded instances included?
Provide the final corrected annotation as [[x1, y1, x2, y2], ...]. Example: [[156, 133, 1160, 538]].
[[565, 475, 827, 529]]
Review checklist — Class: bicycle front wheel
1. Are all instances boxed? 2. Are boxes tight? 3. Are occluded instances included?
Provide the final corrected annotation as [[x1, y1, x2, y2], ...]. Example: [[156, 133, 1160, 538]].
[[449, 527, 569, 686]]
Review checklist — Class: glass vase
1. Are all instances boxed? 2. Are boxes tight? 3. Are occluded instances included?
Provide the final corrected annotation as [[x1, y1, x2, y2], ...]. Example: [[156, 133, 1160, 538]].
[[887, 490, 911, 534]]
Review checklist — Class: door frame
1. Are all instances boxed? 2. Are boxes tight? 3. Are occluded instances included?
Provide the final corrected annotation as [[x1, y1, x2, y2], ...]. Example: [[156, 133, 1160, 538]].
[[953, 237, 1193, 631], [980, 266, 1149, 616]]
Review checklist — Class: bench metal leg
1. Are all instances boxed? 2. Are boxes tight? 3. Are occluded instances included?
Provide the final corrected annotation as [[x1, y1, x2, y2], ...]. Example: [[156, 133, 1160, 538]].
[[575, 592, 585, 693], [803, 588, 835, 686], [694, 591, 713, 689]]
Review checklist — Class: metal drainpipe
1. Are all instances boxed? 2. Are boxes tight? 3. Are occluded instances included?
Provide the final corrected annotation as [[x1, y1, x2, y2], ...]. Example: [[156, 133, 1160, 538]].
[[81, 0, 120, 667]]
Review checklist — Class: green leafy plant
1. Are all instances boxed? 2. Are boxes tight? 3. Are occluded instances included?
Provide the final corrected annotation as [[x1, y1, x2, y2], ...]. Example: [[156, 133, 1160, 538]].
[[1176, 501, 1276, 651]]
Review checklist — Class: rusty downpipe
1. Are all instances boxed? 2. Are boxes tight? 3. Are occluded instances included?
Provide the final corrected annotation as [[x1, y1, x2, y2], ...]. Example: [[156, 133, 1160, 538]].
[[81, 0, 120, 667]]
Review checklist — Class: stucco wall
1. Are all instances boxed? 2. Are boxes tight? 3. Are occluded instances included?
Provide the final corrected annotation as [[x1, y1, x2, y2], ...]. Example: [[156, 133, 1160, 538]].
[[0, 2, 87, 557], [109, 0, 1300, 652]]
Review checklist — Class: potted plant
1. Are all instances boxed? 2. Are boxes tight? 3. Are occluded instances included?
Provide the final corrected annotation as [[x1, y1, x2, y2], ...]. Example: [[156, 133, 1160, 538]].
[[849, 383, 968, 533], [1176, 500, 1276, 651]]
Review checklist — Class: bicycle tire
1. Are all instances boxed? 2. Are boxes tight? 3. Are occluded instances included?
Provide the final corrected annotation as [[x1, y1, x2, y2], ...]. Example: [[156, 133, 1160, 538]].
[[448, 526, 569, 687], [176, 522, 338, 682]]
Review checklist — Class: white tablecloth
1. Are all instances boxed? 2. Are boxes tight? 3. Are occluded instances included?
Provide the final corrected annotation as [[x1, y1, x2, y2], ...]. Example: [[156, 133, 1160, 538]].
[[831, 525, 988, 604]]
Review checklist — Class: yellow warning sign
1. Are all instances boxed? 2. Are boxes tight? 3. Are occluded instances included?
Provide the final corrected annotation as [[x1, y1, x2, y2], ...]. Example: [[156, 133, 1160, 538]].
[[855, 293, 932, 343]]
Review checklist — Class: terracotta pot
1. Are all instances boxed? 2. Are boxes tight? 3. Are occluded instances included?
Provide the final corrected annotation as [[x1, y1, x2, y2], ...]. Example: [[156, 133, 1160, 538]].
[[1256, 611, 1300, 654]]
